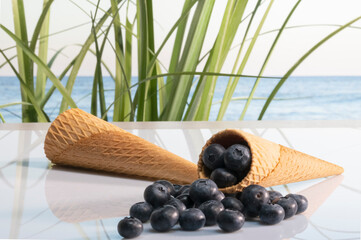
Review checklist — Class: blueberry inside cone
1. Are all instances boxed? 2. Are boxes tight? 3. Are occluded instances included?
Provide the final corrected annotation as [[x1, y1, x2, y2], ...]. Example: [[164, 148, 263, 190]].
[[202, 143, 252, 189], [224, 144, 251, 172], [202, 144, 226, 170]]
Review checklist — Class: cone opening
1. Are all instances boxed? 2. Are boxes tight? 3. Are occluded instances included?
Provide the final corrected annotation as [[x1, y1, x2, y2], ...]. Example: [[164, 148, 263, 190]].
[[198, 129, 252, 191]]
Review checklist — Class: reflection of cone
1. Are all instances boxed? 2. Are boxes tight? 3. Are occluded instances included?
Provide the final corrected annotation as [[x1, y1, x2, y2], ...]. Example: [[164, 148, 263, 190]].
[[45, 166, 149, 222], [297, 175, 343, 218], [198, 129, 344, 193], [44, 108, 197, 184]]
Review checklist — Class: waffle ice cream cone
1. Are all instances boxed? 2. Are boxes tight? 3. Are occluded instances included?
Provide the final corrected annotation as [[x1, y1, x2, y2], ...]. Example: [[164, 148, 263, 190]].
[[198, 129, 344, 193], [44, 108, 198, 184]]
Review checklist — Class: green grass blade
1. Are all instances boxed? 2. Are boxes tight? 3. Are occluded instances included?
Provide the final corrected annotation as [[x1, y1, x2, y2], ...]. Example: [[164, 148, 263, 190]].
[[87, 48, 115, 81], [95, 3, 112, 121], [35, 0, 53, 101], [0, 50, 49, 122], [145, 0, 158, 121], [59, 3, 117, 113], [192, 0, 249, 121], [258, 15, 361, 120], [147, 0, 196, 77], [156, 62, 166, 114], [136, 0, 149, 121], [123, 11, 133, 121], [143, 71, 280, 81], [216, 0, 261, 121], [240, 0, 301, 120], [216, 0, 272, 120], [40, 58, 75, 109], [0, 113, 5, 123], [12, 0, 35, 122], [162, 0, 195, 101], [183, 55, 211, 121], [0, 55, 17, 68], [1, 24, 77, 109], [111, 0, 125, 121], [161, 0, 215, 121], [29, 0, 53, 52], [101, 71, 278, 120], [90, 11, 99, 117], [0, 102, 31, 109], [47, 46, 67, 68]]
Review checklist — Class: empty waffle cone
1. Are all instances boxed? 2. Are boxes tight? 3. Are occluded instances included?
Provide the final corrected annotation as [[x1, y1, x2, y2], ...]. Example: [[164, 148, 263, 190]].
[[44, 108, 198, 184], [198, 129, 344, 193]]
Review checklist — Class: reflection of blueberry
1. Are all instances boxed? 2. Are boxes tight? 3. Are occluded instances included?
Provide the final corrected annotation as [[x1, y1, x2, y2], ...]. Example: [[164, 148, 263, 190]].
[[176, 194, 194, 208], [189, 179, 218, 204], [210, 168, 238, 188], [202, 144, 225, 170], [224, 144, 251, 172], [221, 197, 244, 212], [144, 183, 171, 208], [273, 197, 298, 219], [150, 205, 179, 232], [155, 180, 176, 196], [117, 217, 143, 238], [129, 202, 153, 223], [241, 185, 270, 217], [259, 204, 285, 225], [166, 198, 186, 213], [216, 209, 245, 232], [179, 208, 206, 231], [286, 194, 308, 214], [198, 200, 224, 226], [268, 191, 283, 202]]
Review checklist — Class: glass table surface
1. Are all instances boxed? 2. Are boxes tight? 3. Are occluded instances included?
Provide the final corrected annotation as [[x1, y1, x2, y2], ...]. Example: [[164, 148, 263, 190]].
[[0, 121, 360, 239]]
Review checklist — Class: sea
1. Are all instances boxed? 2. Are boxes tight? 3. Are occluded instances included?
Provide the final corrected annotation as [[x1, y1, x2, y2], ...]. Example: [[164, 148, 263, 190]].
[[0, 76, 360, 122]]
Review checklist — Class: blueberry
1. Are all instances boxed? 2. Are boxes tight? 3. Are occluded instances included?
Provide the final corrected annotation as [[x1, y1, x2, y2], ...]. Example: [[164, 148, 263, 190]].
[[273, 197, 298, 219], [237, 169, 249, 183], [202, 144, 226, 170], [165, 198, 186, 213], [210, 168, 238, 188], [268, 190, 283, 202], [117, 217, 143, 238], [214, 190, 225, 202], [150, 205, 179, 232], [224, 193, 237, 198], [173, 184, 183, 192], [129, 202, 153, 223], [224, 144, 251, 172], [176, 194, 194, 208], [155, 180, 176, 196], [144, 183, 171, 208], [216, 209, 245, 232], [259, 203, 285, 225], [221, 197, 244, 212], [235, 191, 243, 200], [189, 179, 219, 204], [198, 200, 224, 226], [286, 194, 308, 214], [240, 184, 270, 217], [179, 208, 206, 231], [174, 185, 190, 197]]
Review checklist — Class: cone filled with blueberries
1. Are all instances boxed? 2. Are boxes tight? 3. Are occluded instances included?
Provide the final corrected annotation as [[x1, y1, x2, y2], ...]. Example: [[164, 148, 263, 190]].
[[118, 179, 309, 238], [198, 129, 344, 193]]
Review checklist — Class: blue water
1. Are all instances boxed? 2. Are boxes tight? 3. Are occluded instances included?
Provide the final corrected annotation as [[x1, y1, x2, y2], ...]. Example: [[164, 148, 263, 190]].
[[0, 76, 360, 122]]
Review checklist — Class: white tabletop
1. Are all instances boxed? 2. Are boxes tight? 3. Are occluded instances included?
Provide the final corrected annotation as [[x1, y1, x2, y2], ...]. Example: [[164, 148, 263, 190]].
[[0, 121, 360, 239]]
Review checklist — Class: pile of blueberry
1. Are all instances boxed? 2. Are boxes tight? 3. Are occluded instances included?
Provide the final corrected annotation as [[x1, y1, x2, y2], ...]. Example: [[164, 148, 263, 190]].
[[117, 179, 308, 238], [202, 143, 252, 188]]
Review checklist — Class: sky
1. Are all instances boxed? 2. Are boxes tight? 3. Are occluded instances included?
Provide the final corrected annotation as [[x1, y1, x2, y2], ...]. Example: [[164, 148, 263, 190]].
[[1, 0, 361, 77]]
